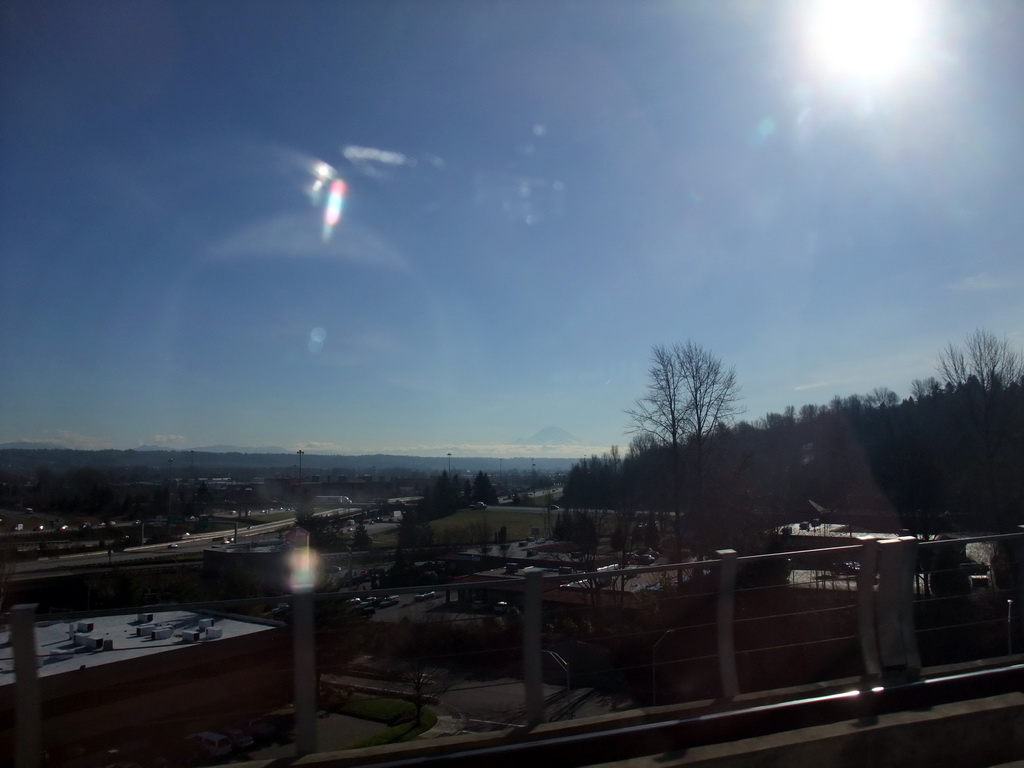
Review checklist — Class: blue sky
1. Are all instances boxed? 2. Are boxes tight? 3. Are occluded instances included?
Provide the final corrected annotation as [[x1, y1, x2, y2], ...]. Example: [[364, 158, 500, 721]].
[[2, 0, 1022, 458]]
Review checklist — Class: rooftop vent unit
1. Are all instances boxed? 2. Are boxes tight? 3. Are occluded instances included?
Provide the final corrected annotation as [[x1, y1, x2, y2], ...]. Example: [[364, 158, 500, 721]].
[[73, 634, 102, 650], [204, 627, 223, 640], [76, 621, 94, 633], [198, 618, 214, 629], [149, 626, 172, 641], [182, 629, 201, 643], [137, 613, 154, 624], [137, 623, 155, 636]]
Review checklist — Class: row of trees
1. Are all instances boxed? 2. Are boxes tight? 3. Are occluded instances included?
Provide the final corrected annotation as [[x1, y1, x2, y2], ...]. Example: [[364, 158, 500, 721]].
[[562, 330, 1024, 557], [397, 470, 500, 549]]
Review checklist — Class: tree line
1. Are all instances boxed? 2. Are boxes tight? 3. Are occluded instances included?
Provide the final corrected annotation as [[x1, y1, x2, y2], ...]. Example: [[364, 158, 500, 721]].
[[562, 330, 1024, 558]]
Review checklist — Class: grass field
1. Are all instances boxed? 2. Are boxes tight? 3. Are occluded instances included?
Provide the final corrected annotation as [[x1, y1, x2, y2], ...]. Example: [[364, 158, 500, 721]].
[[337, 696, 437, 748], [429, 507, 551, 543], [367, 507, 551, 549]]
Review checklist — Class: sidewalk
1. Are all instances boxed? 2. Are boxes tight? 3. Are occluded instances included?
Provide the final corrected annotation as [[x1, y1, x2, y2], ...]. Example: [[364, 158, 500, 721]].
[[418, 702, 465, 739]]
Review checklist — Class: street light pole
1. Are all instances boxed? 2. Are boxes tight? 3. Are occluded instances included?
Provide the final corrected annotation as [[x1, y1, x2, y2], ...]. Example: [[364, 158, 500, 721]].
[[167, 459, 174, 522], [652, 628, 678, 706], [447, 452, 452, 475]]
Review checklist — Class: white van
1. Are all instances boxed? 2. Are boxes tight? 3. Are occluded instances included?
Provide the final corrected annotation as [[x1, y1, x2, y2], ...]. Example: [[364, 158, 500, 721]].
[[186, 732, 232, 757]]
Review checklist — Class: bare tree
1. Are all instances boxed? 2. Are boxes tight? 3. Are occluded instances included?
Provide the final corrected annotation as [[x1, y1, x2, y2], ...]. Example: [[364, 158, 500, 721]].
[[938, 329, 1024, 394], [397, 660, 455, 727], [675, 341, 743, 517], [937, 329, 1024, 529], [626, 345, 688, 557], [627, 342, 742, 554]]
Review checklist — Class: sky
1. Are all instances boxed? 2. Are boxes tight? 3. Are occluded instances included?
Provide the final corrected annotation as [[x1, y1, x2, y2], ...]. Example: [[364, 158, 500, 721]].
[[2, 0, 1023, 458]]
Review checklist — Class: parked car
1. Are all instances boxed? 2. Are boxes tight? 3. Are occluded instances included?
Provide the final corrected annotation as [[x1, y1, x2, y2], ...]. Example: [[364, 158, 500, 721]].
[[414, 591, 437, 602], [472, 501, 487, 509], [243, 718, 277, 740], [224, 728, 254, 749], [377, 595, 400, 607], [185, 732, 232, 758], [493, 601, 509, 614], [829, 561, 861, 577]]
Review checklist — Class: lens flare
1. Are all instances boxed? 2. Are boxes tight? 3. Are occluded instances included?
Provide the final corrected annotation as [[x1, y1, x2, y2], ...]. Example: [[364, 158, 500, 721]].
[[322, 178, 346, 241], [308, 160, 336, 205]]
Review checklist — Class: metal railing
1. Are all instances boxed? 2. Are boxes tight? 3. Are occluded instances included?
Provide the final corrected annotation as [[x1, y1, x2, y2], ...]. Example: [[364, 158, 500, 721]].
[[7, 529, 1024, 767]]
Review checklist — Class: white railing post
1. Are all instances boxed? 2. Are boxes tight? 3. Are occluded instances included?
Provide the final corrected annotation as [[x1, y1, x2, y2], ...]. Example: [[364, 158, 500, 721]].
[[1014, 527, 1024, 649], [289, 533, 317, 758], [716, 549, 739, 699], [856, 537, 881, 678], [876, 537, 920, 677], [897, 536, 921, 672], [292, 590, 317, 755], [13, 604, 41, 768], [523, 570, 545, 726]]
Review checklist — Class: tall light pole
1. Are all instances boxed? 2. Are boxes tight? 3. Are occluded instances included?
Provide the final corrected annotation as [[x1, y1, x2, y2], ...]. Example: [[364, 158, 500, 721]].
[[167, 459, 174, 521], [652, 628, 678, 706], [297, 450, 304, 499], [447, 452, 452, 475]]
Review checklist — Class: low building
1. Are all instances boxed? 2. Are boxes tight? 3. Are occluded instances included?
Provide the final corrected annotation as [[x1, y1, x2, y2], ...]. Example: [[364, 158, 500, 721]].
[[0, 609, 289, 763], [201, 539, 297, 590]]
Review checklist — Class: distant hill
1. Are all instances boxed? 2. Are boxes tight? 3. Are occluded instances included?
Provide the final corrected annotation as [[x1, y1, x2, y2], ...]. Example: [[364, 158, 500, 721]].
[[0, 448, 575, 477], [0, 441, 62, 450]]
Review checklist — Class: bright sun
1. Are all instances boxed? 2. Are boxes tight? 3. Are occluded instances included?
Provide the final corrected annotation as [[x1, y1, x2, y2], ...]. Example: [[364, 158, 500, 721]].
[[806, 0, 926, 81]]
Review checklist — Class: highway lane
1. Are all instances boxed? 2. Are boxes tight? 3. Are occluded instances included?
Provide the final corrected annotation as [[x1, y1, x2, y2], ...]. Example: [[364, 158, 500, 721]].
[[10, 507, 367, 575]]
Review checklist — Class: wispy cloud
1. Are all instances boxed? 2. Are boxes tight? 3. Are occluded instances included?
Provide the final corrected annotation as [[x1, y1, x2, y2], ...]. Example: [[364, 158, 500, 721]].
[[21, 430, 115, 450], [793, 378, 857, 392], [342, 145, 411, 166], [152, 434, 185, 445], [296, 441, 347, 453], [342, 144, 425, 180], [946, 272, 1010, 291]]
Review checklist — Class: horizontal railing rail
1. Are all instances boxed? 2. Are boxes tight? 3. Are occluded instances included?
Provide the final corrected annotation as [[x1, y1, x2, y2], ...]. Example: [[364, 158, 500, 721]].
[[6, 528, 1024, 767]]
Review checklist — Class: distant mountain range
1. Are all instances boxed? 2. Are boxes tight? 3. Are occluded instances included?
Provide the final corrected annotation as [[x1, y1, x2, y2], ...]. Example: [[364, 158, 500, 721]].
[[134, 444, 289, 454]]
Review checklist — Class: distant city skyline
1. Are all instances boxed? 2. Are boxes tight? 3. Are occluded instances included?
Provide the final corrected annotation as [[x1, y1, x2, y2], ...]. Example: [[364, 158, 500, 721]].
[[2, 1, 1021, 459]]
